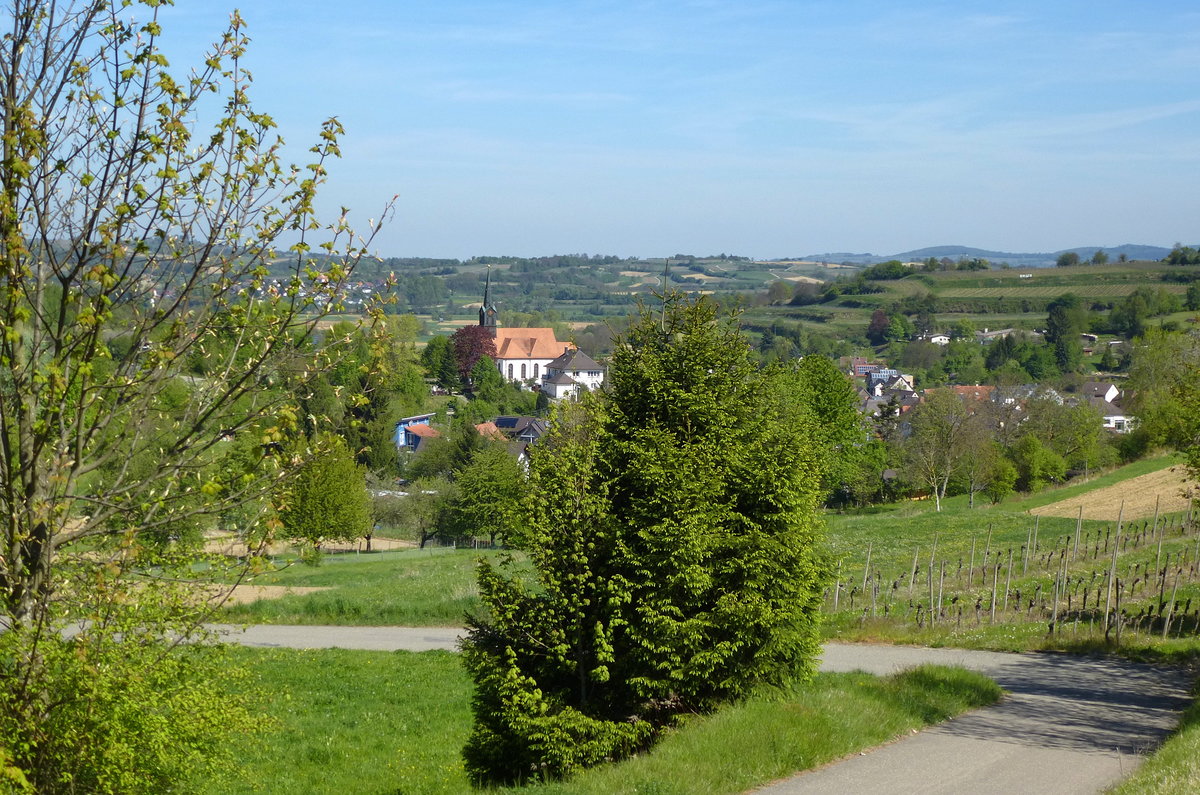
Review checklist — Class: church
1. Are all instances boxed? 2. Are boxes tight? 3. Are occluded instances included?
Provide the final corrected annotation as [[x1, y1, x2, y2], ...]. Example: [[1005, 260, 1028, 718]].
[[476, 270, 604, 397], [477, 268, 570, 384]]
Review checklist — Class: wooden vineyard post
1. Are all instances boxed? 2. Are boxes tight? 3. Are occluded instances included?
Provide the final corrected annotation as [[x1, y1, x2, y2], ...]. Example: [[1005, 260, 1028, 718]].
[[937, 561, 945, 620], [1074, 505, 1083, 563], [1032, 516, 1040, 568], [1103, 501, 1124, 638], [1163, 568, 1181, 640], [1004, 548, 1013, 613], [928, 562, 935, 622], [862, 542, 872, 595], [970, 536, 978, 585], [928, 533, 938, 589], [1023, 527, 1031, 575], [990, 562, 999, 623], [1050, 574, 1060, 635], [833, 561, 842, 611], [982, 525, 992, 584]]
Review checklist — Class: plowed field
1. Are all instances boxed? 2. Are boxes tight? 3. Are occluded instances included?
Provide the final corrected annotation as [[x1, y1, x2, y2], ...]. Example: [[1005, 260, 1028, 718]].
[[1029, 465, 1195, 521]]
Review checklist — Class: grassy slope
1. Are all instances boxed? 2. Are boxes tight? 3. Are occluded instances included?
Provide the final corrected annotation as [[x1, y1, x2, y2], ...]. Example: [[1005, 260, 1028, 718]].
[[822, 454, 1196, 652], [220, 547, 508, 626], [218, 455, 1185, 632], [202, 647, 1000, 795], [824, 454, 1184, 577]]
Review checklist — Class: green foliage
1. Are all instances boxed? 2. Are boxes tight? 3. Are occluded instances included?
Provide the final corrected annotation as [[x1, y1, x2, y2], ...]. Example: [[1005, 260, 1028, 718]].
[[470, 355, 507, 403], [903, 389, 973, 511], [440, 444, 525, 545], [0, 4, 389, 789], [1010, 435, 1066, 492], [983, 456, 1018, 504], [1, 616, 262, 794], [421, 335, 461, 391], [1186, 282, 1200, 311], [279, 435, 372, 547], [1057, 251, 1081, 267], [785, 355, 867, 503], [462, 295, 827, 785]]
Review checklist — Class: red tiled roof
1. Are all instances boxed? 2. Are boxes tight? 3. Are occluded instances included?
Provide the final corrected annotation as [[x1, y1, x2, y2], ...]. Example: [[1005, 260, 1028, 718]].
[[493, 327, 572, 360], [475, 421, 506, 441], [406, 423, 440, 438]]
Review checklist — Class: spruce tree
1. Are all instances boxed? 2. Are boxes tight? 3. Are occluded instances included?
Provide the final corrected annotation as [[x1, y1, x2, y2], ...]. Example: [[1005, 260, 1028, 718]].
[[462, 294, 826, 784]]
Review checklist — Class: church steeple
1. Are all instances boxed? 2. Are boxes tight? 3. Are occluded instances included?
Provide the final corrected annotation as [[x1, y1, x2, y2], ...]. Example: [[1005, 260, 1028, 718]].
[[479, 266, 498, 333]]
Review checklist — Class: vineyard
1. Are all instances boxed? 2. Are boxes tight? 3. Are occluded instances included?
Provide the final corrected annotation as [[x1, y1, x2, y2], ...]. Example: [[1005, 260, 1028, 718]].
[[938, 284, 1188, 300], [826, 502, 1200, 647]]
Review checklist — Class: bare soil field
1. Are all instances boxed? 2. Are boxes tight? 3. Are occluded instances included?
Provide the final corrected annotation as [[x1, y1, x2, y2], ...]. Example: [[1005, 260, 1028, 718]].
[[768, 272, 824, 283], [1029, 465, 1196, 521]]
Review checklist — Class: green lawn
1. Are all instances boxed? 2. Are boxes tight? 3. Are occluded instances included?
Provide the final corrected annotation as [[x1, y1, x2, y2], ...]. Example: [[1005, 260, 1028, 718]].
[[220, 547, 512, 626], [201, 647, 1000, 795]]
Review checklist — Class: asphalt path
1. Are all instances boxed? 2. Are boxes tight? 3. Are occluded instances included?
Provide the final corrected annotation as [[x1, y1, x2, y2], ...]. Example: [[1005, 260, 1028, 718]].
[[212, 626, 1193, 794]]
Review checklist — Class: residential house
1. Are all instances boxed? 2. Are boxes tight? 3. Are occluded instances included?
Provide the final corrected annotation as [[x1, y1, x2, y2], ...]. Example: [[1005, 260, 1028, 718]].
[[542, 347, 606, 400], [394, 413, 438, 452], [399, 421, 440, 452], [1082, 381, 1120, 404], [493, 416, 549, 444]]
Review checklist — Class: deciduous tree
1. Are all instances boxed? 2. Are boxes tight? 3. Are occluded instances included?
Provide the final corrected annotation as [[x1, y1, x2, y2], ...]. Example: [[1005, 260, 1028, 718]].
[[451, 325, 498, 382], [0, 3, 384, 789], [904, 389, 973, 511]]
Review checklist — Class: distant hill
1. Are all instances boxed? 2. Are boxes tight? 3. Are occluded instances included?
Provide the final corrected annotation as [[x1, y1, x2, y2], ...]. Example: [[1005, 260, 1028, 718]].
[[800, 243, 1178, 268]]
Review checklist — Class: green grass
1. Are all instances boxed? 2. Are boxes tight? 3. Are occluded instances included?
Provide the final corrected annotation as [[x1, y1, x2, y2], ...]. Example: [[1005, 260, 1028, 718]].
[[220, 547, 514, 626], [1112, 682, 1200, 794], [199, 647, 472, 795], [203, 648, 1001, 795]]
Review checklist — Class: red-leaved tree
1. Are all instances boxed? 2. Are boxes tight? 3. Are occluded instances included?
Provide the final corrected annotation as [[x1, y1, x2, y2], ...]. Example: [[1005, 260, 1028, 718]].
[[451, 326, 498, 381]]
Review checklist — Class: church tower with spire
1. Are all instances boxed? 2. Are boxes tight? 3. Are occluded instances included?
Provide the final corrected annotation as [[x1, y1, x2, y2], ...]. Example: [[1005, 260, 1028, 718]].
[[478, 266, 499, 335]]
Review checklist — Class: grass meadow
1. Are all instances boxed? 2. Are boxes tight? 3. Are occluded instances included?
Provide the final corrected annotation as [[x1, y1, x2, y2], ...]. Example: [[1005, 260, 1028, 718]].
[[200, 647, 1000, 795], [220, 547, 509, 626]]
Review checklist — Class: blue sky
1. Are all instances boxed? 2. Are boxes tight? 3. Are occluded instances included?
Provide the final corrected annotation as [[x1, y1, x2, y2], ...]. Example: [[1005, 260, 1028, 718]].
[[157, 1, 1200, 259]]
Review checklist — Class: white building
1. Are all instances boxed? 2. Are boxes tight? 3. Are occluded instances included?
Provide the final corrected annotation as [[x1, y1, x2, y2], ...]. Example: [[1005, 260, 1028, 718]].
[[542, 348, 605, 400]]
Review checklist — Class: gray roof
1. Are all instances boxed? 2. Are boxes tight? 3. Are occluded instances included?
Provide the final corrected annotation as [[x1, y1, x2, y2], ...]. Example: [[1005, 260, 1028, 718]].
[[547, 348, 602, 372]]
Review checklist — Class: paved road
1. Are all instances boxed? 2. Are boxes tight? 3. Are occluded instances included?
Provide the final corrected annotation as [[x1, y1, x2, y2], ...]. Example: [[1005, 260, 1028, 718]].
[[210, 623, 463, 652], [759, 645, 1193, 795], [213, 626, 1193, 794]]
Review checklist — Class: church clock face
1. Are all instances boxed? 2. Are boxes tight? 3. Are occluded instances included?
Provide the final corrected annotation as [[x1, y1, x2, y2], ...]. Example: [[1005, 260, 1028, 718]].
[[487, 309, 495, 318]]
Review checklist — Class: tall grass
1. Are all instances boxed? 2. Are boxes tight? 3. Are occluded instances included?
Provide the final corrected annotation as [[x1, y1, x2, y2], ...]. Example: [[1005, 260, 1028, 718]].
[[202, 648, 1000, 795]]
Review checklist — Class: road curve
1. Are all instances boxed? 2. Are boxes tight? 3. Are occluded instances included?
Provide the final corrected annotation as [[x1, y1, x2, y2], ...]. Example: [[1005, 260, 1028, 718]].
[[758, 644, 1192, 795], [211, 626, 1192, 794]]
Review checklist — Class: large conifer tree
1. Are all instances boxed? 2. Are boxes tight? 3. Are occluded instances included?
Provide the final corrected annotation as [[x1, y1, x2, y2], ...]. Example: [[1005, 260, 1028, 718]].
[[462, 294, 827, 785]]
